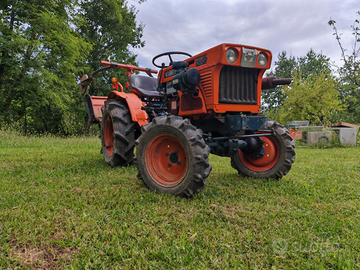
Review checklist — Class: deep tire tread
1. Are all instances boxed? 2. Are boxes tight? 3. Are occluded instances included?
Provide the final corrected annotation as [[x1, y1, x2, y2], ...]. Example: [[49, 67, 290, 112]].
[[101, 99, 136, 167], [112, 115, 128, 125], [114, 131, 130, 145], [125, 123, 137, 135], [231, 121, 296, 179], [107, 101, 124, 110], [136, 115, 212, 198]]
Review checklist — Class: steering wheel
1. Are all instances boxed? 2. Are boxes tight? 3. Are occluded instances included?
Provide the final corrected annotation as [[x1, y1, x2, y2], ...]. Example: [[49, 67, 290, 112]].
[[152, 51, 192, 68]]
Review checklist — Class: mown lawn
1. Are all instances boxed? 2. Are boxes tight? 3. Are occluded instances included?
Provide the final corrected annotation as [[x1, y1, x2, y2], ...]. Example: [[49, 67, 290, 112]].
[[0, 130, 359, 269]]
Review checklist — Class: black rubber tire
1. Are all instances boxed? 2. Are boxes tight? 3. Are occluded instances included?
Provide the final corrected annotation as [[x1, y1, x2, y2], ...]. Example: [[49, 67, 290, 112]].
[[135, 115, 212, 197], [101, 99, 136, 167], [231, 121, 295, 179]]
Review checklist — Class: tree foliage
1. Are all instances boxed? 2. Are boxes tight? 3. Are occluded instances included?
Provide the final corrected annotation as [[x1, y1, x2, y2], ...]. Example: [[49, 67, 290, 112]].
[[276, 70, 344, 125], [77, 0, 145, 96], [262, 49, 331, 111], [265, 12, 360, 125], [0, 0, 88, 134], [0, 0, 145, 135], [329, 11, 360, 123]]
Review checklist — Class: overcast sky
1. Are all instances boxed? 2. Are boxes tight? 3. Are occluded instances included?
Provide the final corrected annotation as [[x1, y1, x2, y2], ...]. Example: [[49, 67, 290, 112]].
[[130, 0, 359, 73]]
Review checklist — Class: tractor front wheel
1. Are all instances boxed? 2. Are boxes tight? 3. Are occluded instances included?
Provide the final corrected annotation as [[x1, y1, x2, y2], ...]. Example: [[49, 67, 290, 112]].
[[136, 116, 212, 197], [231, 121, 295, 179], [101, 99, 136, 167]]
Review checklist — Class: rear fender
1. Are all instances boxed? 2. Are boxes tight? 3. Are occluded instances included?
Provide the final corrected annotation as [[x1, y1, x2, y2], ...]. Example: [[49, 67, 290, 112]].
[[108, 91, 149, 127]]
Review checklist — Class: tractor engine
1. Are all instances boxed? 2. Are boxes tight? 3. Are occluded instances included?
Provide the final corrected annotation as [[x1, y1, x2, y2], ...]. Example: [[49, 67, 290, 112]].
[[172, 67, 200, 93]]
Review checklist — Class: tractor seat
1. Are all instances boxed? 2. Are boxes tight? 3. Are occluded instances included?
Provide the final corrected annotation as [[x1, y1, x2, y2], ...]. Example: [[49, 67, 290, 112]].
[[129, 74, 161, 97]]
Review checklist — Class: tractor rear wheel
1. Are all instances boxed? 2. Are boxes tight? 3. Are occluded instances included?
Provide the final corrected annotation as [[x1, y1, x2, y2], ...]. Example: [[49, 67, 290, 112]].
[[231, 121, 295, 179], [135, 116, 212, 197], [101, 99, 136, 167]]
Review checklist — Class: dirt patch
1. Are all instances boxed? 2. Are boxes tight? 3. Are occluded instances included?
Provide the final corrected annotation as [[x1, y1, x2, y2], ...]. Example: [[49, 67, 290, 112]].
[[9, 239, 78, 269]]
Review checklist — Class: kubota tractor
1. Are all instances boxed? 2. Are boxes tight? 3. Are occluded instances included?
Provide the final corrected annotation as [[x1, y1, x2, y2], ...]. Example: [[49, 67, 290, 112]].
[[80, 43, 295, 197]]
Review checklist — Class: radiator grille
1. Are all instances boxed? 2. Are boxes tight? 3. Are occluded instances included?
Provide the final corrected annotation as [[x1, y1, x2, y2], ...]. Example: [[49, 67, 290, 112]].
[[200, 70, 213, 98], [219, 66, 258, 104]]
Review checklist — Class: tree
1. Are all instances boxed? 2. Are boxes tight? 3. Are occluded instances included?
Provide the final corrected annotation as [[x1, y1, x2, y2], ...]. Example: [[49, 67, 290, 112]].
[[73, 0, 146, 133], [261, 51, 296, 110], [0, 0, 145, 135], [262, 49, 331, 112], [329, 11, 360, 123], [0, 0, 89, 134], [329, 11, 360, 87], [76, 0, 145, 97], [277, 70, 344, 125]]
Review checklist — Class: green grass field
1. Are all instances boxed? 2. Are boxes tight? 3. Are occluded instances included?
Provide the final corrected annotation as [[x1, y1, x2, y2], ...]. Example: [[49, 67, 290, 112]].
[[0, 130, 359, 269]]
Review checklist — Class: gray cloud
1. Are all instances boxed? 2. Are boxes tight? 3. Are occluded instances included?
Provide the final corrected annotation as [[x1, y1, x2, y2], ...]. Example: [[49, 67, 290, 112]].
[[130, 0, 359, 71]]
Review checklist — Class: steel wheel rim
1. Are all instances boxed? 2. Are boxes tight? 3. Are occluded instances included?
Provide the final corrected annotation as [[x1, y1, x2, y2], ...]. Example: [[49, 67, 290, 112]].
[[239, 136, 279, 172], [104, 116, 114, 157], [145, 133, 187, 187]]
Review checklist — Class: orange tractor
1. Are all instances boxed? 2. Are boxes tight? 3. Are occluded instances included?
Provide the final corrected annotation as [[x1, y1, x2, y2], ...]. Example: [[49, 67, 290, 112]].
[[80, 43, 295, 197]]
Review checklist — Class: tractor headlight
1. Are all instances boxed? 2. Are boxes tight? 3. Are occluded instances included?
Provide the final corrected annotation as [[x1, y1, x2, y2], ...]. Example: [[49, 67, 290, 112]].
[[226, 48, 238, 64], [257, 52, 268, 67]]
